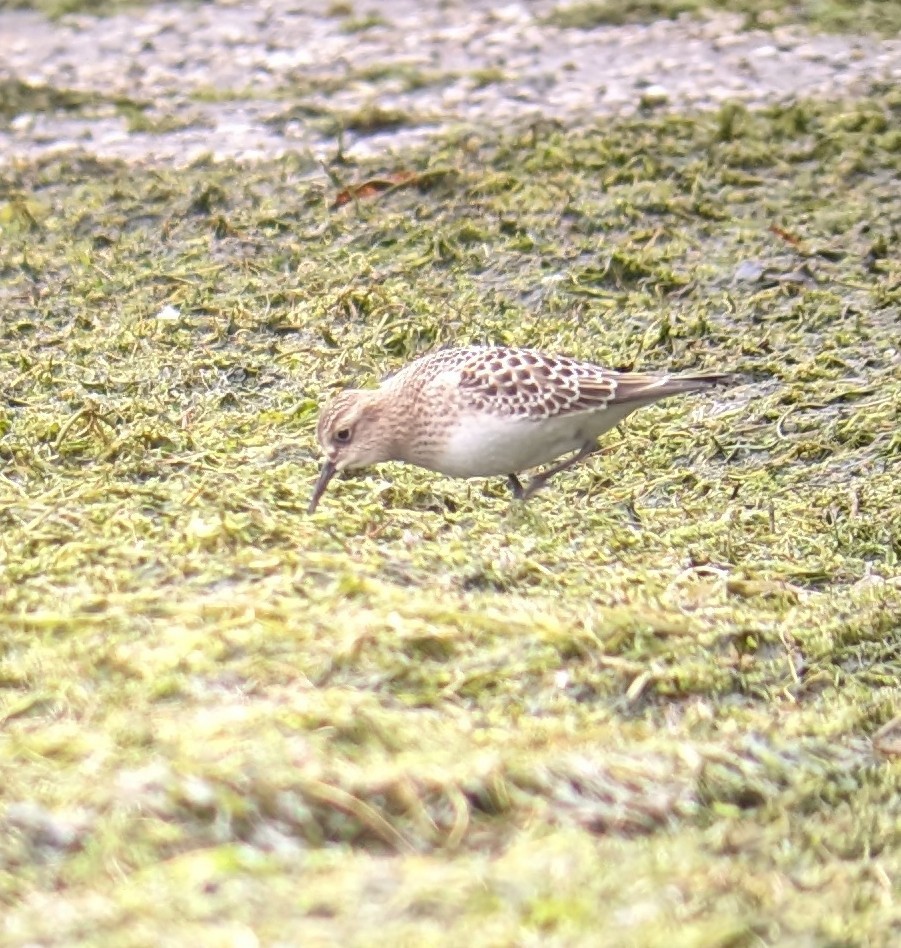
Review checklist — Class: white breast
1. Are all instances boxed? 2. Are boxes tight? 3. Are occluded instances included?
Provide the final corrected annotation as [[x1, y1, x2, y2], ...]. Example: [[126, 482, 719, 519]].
[[425, 406, 634, 478]]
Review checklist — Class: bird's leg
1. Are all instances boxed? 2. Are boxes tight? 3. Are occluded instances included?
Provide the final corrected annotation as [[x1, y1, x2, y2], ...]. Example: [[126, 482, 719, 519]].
[[520, 440, 599, 502], [507, 473, 525, 500]]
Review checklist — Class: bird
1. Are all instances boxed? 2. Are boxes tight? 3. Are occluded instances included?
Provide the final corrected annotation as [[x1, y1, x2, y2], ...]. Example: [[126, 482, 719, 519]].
[[308, 345, 737, 513]]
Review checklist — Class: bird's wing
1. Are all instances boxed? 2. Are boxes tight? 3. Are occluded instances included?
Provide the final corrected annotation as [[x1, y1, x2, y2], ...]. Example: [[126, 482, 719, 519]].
[[456, 347, 732, 419], [457, 348, 620, 419]]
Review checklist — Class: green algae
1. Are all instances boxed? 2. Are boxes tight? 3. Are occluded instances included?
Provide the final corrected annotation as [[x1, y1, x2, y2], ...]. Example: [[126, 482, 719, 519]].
[[546, 0, 901, 35], [1, 92, 900, 944], [7, 0, 901, 35], [2, 0, 161, 17]]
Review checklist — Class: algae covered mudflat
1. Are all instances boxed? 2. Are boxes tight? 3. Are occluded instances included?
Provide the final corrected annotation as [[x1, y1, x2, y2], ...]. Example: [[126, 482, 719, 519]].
[[1, 3, 900, 944]]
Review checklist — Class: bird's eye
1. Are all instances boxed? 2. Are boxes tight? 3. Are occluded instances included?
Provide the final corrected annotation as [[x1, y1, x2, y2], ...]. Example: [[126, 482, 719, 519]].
[[334, 427, 352, 444]]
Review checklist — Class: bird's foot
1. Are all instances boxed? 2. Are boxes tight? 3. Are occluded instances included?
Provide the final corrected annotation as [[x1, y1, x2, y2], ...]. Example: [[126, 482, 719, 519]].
[[507, 474, 525, 500]]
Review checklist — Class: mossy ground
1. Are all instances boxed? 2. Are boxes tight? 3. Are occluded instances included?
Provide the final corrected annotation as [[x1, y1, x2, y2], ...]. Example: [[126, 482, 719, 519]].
[[545, 0, 901, 34], [1, 86, 900, 945], [9, 0, 901, 36]]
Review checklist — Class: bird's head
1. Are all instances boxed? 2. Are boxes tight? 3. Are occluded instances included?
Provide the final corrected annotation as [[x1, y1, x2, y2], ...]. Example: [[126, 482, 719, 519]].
[[308, 389, 394, 512]]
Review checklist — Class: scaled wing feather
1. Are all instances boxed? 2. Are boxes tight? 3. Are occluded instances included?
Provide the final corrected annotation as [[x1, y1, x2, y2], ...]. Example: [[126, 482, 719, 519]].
[[457, 347, 618, 419]]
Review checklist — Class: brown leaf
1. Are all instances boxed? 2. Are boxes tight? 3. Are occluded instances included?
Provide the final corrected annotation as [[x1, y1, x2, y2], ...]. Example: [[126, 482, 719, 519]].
[[769, 224, 803, 247], [332, 171, 418, 209]]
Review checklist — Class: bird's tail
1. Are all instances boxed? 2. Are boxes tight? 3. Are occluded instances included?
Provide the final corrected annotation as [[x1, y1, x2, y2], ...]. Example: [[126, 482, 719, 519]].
[[666, 372, 739, 391], [613, 370, 740, 404]]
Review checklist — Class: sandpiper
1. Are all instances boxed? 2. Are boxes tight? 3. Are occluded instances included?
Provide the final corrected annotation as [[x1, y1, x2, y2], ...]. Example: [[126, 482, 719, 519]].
[[308, 345, 736, 512]]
